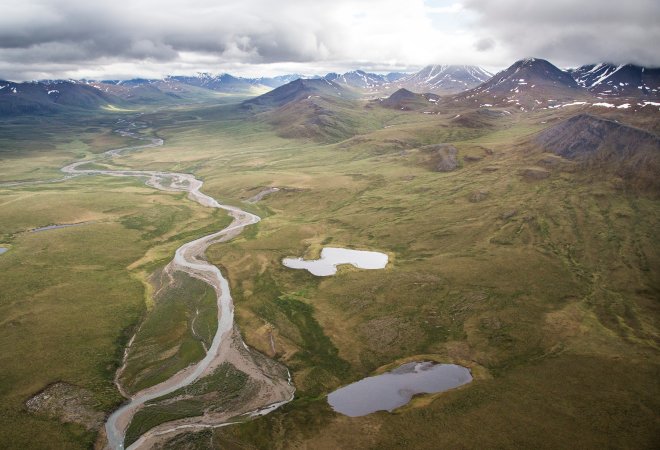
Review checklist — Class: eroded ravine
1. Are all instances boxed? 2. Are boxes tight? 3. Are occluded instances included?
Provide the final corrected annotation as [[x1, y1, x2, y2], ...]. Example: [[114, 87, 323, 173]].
[[55, 121, 294, 449]]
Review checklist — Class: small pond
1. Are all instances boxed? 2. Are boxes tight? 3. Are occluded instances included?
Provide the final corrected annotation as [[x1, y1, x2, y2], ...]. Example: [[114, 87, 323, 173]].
[[0, 247, 8, 255], [30, 222, 93, 233], [282, 247, 388, 276], [327, 362, 472, 417]]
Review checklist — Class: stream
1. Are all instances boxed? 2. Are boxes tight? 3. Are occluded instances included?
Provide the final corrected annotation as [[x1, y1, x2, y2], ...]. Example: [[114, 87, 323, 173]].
[[55, 121, 294, 449]]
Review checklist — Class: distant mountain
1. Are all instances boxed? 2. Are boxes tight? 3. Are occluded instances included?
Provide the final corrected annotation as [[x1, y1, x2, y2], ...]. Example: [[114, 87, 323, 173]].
[[90, 79, 187, 103], [243, 78, 363, 142], [92, 77, 242, 104], [455, 58, 585, 109], [0, 72, 353, 114], [1, 65, 501, 115], [383, 72, 408, 82], [164, 73, 264, 93], [253, 74, 305, 88], [536, 114, 660, 191], [475, 58, 579, 94], [317, 66, 491, 95], [395, 65, 492, 94], [91, 73, 279, 103], [569, 64, 660, 98], [165, 73, 322, 92], [378, 88, 439, 110], [14, 60, 659, 116], [243, 78, 353, 108], [324, 70, 389, 90], [0, 80, 118, 115]]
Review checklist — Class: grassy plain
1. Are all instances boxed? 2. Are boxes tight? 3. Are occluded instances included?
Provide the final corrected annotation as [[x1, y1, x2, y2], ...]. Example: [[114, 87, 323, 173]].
[[0, 98, 658, 449], [0, 113, 135, 182], [0, 117, 234, 448], [119, 270, 226, 394], [154, 103, 658, 448], [125, 362, 255, 446]]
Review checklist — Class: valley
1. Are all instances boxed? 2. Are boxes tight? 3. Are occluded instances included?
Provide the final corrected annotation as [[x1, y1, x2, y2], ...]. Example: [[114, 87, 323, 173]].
[[0, 57, 658, 449]]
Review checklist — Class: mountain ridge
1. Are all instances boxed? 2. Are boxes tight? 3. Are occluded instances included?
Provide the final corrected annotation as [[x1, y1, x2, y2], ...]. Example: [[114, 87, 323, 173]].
[[454, 58, 588, 109], [3, 58, 659, 115], [569, 63, 660, 98], [535, 113, 660, 191], [394, 65, 493, 94], [0, 79, 118, 115]]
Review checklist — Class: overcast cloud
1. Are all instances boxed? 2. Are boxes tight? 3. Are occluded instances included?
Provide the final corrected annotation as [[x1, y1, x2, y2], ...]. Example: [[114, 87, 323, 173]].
[[0, 0, 658, 80]]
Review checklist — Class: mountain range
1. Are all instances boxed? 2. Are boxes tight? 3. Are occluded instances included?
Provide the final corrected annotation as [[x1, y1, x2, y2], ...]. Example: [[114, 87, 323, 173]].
[[392, 65, 493, 94], [569, 64, 660, 97], [1, 59, 659, 116], [0, 80, 115, 115], [453, 58, 586, 109], [452, 58, 659, 111], [322, 66, 492, 94], [251, 58, 660, 114]]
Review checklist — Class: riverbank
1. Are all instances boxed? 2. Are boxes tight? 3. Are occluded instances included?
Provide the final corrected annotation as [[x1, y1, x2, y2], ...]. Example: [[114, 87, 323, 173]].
[[57, 121, 295, 449]]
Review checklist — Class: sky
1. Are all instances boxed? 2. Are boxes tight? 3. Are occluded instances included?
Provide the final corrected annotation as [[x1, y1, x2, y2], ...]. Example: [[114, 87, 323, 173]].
[[0, 0, 658, 81]]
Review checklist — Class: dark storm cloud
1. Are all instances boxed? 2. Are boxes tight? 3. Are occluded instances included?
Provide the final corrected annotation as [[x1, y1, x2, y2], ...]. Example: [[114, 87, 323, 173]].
[[463, 0, 660, 67], [474, 38, 495, 52], [2, 0, 423, 79], [0, 1, 335, 67], [0, 0, 657, 80]]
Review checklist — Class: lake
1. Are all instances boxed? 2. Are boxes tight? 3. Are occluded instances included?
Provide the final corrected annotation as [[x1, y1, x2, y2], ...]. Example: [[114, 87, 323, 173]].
[[327, 362, 472, 417], [282, 247, 388, 276]]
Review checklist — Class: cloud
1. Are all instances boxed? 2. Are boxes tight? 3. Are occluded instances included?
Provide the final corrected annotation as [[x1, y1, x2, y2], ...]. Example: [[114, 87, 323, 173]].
[[462, 0, 660, 67], [474, 37, 495, 52], [0, 0, 431, 79], [425, 2, 465, 14], [0, 0, 657, 80]]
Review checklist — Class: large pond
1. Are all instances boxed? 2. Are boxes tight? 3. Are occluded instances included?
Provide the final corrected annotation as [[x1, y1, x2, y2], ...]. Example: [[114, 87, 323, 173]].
[[282, 247, 388, 276], [327, 362, 472, 417]]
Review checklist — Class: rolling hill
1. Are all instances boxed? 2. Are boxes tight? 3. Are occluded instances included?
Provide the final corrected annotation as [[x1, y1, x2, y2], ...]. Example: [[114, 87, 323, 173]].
[[242, 78, 370, 141], [243, 78, 355, 108], [377, 88, 439, 110], [535, 113, 660, 191]]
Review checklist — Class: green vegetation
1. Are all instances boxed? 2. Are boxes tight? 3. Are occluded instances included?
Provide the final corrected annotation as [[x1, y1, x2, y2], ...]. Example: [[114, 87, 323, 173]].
[[125, 362, 255, 447], [118, 270, 225, 394], [258, 291, 352, 395], [195, 103, 658, 448], [0, 96, 657, 449], [0, 113, 135, 182], [0, 121, 234, 448]]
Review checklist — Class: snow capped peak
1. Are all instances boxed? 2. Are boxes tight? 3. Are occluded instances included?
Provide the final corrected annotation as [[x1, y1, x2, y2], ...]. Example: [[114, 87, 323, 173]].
[[569, 63, 660, 97], [398, 65, 493, 93], [321, 70, 389, 89]]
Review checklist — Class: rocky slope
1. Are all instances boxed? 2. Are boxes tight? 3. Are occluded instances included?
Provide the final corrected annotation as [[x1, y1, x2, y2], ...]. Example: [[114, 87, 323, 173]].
[[536, 114, 660, 191], [569, 64, 660, 98], [455, 58, 585, 110], [0, 80, 118, 115], [395, 65, 492, 94], [378, 88, 439, 110]]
